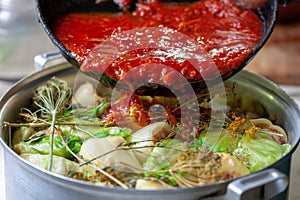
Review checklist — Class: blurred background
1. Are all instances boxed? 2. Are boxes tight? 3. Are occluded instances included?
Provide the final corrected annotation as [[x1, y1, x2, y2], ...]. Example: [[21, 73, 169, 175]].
[[0, 0, 300, 200], [0, 0, 56, 82], [246, 0, 300, 85]]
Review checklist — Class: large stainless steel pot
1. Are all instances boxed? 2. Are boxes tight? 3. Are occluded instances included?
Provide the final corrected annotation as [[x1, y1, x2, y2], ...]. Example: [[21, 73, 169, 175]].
[[0, 59, 299, 200]]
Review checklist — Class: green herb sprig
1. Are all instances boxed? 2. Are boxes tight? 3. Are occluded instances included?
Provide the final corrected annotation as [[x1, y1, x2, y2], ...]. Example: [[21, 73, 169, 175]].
[[33, 77, 72, 171]]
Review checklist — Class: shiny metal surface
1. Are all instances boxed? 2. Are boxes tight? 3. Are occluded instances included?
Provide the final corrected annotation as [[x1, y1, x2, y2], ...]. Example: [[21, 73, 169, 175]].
[[0, 63, 299, 200]]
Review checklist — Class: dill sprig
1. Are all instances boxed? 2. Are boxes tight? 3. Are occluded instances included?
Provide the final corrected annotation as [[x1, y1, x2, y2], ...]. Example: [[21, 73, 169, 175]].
[[32, 77, 72, 171]]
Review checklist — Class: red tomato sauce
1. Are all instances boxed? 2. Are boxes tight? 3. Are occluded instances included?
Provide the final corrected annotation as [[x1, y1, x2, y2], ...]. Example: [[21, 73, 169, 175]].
[[53, 0, 262, 84]]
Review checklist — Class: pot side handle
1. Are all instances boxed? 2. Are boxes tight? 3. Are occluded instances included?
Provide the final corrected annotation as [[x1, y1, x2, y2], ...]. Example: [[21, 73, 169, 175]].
[[34, 52, 67, 71], [202, 168, 288, 200]]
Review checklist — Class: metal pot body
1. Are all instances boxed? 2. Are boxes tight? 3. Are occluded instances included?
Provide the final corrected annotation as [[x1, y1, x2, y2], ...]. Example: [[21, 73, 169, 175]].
[[1, 63, 300, 200]]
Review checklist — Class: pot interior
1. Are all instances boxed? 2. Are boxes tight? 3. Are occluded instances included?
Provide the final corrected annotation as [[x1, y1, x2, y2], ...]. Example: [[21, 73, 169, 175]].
[[0, 63, 299, 200]]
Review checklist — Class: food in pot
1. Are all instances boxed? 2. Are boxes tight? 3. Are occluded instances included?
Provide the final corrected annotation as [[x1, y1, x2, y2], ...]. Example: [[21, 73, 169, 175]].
[[52, 0, 263, 86], [5, 77, 291, 189]]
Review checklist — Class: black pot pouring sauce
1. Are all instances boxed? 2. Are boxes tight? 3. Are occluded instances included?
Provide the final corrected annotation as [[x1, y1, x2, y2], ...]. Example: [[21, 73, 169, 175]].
[[36, 0, 282, 83]]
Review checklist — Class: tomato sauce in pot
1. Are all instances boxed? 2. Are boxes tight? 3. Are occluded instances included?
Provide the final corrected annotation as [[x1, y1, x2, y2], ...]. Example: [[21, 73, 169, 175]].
[[53, 0, 262, 85]]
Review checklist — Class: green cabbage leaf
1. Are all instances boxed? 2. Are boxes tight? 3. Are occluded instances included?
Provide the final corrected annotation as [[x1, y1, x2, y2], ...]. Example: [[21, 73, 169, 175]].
[[233, 132, 291, 172], [143, 139, 187, 171], [59, 123, 132, 141], [14, 135, 82, 159], [21, 153, 93, 176], [199, 129, 242, 154]]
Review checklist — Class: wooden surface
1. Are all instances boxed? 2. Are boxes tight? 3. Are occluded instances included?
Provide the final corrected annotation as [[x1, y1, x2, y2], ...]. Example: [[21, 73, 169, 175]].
[[246, 21, 300, 84]]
